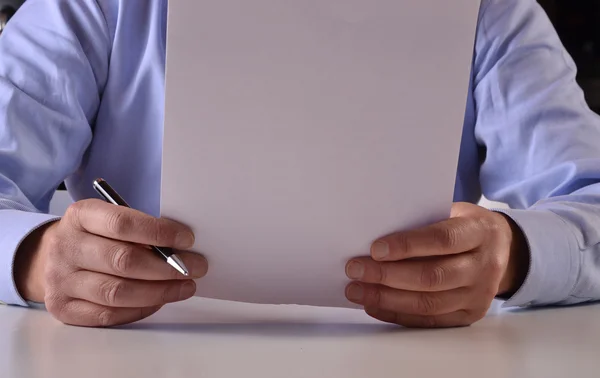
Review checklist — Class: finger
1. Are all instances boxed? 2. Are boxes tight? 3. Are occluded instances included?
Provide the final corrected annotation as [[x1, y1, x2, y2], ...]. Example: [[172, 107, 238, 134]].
[[52, 299, 162, 327], [365, 307, 484, 328], [65, 271, 197, 308], [346, 254, 475, 291], [371, 216, 486, 261], [65, 199, 195, 249], [346, 283, 469, 316], [72, 233, 208, 280]]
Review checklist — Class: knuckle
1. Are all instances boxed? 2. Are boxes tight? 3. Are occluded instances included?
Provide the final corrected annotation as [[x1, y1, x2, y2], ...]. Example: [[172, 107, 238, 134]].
[[415, 293, 439, 315], [392, 234, 411, 257], [420, 265, 446, 290], [160, 284, 174, 304], [423, 316, 439, 328], [478, 214, 500, 233], [45, 296, 69, 319], [64, 201, 89, 230], [43, 294, 60, 312], [97, 309, 116, 327], [481, 284, 499, 300], [45, 231, 77, 263], [105, 211, 133, 237], [488, 254, 505, 275], [45, 243, 62, 265], [99, 279, 126, 305], [150, 220, 178, 246], [465, 309, 487, 325], [45, 231, 63, 254], [432, 226, 459, 249], [44, 267, 63, 288], [365, 286, 382, 307], [377, 263, 389, 285], [411, 315, 439, 328], [64, 201, 82, 221], [481, 213, 511, 245], [108, 244, 135, 275], [481, 253, 506, 282]]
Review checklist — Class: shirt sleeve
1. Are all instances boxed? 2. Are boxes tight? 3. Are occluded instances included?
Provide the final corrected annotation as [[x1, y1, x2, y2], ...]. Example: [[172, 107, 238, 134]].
[[0, 0, 111, 306], [473, 0, 600, 307]]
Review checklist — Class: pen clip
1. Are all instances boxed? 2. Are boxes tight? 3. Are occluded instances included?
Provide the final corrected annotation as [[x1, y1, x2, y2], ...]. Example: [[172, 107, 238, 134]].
[[93, 178, 130, 207]]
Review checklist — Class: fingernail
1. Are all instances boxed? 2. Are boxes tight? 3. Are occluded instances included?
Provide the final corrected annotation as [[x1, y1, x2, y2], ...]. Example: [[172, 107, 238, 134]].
[[372, 241, 389, 260], [346, 261, 365, 279], [189, 255, 209, 278], [179, 281, 196, 300], [346, 283, 364, 302], [175, 231, 195, 249]]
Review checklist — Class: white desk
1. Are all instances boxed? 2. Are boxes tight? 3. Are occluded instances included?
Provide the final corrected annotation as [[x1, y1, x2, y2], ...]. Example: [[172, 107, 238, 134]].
[[2, 298, 599, 378]]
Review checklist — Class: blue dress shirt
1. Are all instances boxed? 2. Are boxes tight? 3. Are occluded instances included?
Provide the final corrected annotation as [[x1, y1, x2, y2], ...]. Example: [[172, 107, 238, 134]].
[[1, 0, 600, 308]]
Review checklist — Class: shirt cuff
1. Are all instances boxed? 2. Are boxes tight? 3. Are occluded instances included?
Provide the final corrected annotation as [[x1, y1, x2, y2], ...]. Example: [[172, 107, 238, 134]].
[[492, 208, 580, 308], [0, 210, 60, 306]]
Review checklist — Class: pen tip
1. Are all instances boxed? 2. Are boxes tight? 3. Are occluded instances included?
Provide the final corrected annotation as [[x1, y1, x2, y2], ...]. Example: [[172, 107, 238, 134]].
[[167, 255, 190, 277]]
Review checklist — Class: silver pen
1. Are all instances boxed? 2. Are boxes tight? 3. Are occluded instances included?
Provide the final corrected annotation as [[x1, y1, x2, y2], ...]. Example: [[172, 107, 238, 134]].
[[92, 178, 189, 276]]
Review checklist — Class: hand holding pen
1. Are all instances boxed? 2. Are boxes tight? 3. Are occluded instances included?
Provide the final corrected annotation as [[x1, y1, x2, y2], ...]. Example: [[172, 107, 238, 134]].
[[14, 178, 208, 327], [93, 178, 190, 276]]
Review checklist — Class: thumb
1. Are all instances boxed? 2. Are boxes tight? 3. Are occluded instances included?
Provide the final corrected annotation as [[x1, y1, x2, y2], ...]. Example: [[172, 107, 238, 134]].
[[450, 202, 486, 219]]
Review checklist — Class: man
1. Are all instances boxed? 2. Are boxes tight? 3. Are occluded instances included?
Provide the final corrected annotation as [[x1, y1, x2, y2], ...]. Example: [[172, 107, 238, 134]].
[[0, 5, 16, 35], [1, 0, 600, 328]]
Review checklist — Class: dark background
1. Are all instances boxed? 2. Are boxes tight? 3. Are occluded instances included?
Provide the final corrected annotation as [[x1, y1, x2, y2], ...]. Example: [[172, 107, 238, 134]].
[[538, 0, 600, 113], [0, 0, 23, 12]]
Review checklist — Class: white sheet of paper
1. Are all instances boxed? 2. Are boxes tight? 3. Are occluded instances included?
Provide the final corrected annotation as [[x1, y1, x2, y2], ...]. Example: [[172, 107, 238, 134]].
[[161, 0, 480, 308]]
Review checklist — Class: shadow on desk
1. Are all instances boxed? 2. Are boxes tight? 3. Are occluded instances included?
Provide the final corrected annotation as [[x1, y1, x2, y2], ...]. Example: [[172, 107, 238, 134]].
[[116, 321, 406, 338], [112, 298, 504, 337]]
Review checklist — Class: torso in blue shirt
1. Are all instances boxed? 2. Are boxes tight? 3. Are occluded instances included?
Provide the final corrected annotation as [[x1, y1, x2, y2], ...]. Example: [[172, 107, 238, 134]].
[[66, 1, 170, 216]]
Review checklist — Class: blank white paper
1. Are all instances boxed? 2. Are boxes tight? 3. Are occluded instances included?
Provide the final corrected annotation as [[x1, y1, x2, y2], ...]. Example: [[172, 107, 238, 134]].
[[161, 0, 481, 308]]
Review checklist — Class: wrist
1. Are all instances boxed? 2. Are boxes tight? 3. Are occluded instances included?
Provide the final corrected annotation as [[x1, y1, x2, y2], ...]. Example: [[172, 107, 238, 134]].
[[14, 221, 57, 303], [497, 213, 530, 296]]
